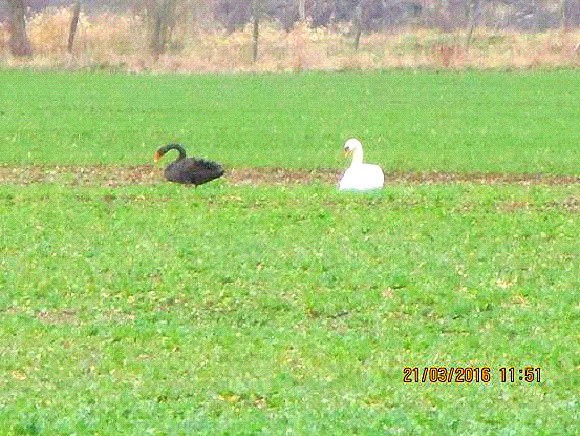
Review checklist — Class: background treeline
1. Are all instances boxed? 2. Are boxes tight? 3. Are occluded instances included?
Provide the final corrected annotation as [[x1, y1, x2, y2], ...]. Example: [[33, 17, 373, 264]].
[[1, 0, 578, 70], [3, 0, 579, 32]]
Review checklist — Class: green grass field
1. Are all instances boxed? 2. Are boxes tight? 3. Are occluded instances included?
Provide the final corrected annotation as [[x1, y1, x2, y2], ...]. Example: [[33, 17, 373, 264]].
[[0, 70, 578, 433], [1, 69, 578, 173]]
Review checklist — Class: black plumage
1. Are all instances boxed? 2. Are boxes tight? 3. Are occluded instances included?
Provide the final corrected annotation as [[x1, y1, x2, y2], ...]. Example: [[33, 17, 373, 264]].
[[154, 144, 224, 186]]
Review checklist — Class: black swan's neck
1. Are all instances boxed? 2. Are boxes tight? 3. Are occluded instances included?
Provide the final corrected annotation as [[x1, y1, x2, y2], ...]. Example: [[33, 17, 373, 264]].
[[166, 144, 187, 160]]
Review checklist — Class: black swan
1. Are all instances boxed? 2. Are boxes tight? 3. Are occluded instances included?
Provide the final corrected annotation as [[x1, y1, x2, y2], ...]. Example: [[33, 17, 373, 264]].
[[154, 144, 224, 186]]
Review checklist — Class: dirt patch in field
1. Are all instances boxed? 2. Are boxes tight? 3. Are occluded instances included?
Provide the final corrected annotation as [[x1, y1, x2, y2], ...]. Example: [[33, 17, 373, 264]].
[[0, 165, 162, 187], [0, 165, 578, 187], [36, 309, 80, 326]]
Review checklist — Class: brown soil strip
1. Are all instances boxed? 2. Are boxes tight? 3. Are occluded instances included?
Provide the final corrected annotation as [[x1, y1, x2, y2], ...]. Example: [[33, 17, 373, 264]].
[[36, 309, 80, 326], [0, 165, 578, 187]]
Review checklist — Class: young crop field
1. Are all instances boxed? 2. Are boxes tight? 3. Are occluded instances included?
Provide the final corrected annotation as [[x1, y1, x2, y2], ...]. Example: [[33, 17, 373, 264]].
[[1, 69, 579, 173], [0, 69, 578, 433]]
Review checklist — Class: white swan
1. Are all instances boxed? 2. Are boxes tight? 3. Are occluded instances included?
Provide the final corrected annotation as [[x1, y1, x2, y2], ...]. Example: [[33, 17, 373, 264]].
[[338, 138, 385, 191]]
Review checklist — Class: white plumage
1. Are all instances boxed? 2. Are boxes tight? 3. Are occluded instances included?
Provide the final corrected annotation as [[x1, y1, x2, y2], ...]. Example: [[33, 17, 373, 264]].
[[338, 138, 385, 191]]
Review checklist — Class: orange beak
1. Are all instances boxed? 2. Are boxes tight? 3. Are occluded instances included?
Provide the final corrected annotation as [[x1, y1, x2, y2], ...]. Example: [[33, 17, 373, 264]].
[[154, 151, 161, 163]]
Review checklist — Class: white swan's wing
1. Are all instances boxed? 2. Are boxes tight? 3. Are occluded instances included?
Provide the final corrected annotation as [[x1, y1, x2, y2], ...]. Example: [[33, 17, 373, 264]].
[[365, 164, 385, 189], [338, 167, 356, 190], [339, 164, 384, 191]]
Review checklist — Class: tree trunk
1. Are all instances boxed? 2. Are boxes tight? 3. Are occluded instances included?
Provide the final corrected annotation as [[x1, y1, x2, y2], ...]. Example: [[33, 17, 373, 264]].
[[465, 0, 480, 52], [252, 0, 263, 63], [252, 9, 260, 63], [298, 0, 306, 22], [6, 0, 32, 57], [529, 0, 540, 31], [67, 1, 81, 55], [560, 0, 576, 32], [148, 0, 177, 60], [353, 3, 362, 50], [150, 13, 163, 59]]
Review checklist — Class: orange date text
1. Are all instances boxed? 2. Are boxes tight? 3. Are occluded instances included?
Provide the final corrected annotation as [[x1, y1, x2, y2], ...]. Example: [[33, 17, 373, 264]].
[[403, 367, 491, 383]]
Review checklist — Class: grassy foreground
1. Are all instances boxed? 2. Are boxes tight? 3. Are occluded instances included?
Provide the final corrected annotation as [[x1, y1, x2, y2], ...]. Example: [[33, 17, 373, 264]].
[[1, 69, 579, 173], [1, 182, 578, 433], [0, 69, 578, 432]]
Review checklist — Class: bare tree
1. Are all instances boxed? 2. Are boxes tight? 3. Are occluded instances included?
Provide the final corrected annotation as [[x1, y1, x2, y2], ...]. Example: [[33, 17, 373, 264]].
[[147, 0, 178, 60], [252, 0, 261, 62], [560, 0, 577, 31], [298, 0, 306, 21], [67, 1, 82, 55], [465, 0, 480, 51], [6, 0, 32, 57], [353, 2, 363, 50]]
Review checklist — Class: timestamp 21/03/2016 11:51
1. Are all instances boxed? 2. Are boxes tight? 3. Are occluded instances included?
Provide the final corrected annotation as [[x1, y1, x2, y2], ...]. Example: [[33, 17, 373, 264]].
[[403, 367, 542, 383]]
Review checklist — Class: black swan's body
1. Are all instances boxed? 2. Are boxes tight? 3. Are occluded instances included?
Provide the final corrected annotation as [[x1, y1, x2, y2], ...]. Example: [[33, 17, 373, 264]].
[[154, 144, 224, 186]]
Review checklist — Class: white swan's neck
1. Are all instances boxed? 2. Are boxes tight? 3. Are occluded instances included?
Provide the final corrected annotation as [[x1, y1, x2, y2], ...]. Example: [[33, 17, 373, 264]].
[[350, 147, 364, 166]]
